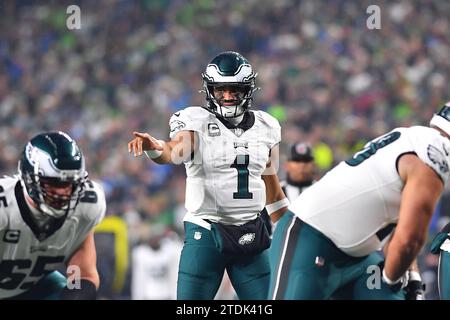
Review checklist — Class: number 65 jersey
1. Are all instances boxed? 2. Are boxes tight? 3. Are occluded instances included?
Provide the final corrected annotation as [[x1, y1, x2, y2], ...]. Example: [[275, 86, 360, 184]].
[[169, 107, 281, 226], [290, 126, 450, 257], [0, 177, 105, 299]]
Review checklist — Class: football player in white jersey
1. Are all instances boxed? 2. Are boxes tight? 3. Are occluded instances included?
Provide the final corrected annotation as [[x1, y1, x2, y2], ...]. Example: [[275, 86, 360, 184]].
[[268, 103, 450, 300], [128, 51, 289, 299], [131, 225, 182, 300], [0, 131, 106, 299]]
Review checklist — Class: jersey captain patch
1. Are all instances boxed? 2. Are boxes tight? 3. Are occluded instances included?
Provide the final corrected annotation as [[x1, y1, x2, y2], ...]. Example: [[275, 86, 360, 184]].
[[207, 123, 221, 136], [3, 230, 20, 243]]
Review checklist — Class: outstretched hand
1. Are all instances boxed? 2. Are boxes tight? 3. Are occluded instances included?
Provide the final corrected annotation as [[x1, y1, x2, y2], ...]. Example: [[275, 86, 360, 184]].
[[128, 132, 163, 156]]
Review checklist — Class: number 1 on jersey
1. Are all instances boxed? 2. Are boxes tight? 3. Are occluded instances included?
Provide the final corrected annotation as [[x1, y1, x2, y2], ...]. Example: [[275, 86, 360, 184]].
[[231, 155, 253, 199]]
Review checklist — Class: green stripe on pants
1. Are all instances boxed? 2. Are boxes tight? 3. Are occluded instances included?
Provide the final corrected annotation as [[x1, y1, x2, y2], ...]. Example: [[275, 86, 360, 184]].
[[268, 211, 405, 300]]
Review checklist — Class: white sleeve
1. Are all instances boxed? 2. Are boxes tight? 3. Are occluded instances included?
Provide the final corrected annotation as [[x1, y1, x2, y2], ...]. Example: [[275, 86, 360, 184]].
[[87, 181, 106, 227], [168, 108, 204, 140], [271, 122, 281, 149], [415, 135, 450, 184], [266, 115, 281, 149], [0, 210, 6, 231], [256, 111, 281, 149]]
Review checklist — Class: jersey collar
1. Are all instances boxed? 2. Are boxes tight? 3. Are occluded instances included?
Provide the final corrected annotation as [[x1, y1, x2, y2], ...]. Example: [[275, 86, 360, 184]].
[[216, 110, 256, 132]]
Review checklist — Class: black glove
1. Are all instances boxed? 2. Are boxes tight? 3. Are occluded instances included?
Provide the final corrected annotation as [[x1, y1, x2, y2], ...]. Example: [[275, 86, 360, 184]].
[[404, 278, 425, 300]]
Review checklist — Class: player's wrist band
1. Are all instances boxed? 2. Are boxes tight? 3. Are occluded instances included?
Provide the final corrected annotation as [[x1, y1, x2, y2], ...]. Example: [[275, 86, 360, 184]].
[[144, 140, 165, 159], [266, 198, 290, 215], [382, 268, 402, 285], [408, 270, 421, 282]]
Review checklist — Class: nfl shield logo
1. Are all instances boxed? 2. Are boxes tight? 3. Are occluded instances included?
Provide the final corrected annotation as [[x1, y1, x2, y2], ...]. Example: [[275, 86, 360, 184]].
[[233, 128, 244, 137], [194, 231, 202, 240], [315, 256, 325, 267]]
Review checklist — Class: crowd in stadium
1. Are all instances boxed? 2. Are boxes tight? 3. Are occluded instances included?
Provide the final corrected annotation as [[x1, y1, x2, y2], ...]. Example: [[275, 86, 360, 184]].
[[0, 0, 449, 299]]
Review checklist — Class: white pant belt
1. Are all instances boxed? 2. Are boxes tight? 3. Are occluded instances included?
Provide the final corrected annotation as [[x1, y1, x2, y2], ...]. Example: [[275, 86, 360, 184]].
[[183, 212, 212, 230]]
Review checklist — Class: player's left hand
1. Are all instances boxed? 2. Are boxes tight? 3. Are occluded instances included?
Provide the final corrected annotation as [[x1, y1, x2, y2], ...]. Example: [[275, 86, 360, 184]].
[[403, 278, 426, 300]]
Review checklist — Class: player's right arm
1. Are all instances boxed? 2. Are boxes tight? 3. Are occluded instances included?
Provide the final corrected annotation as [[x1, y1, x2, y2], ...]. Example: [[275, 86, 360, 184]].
[[383, 154, 443, 283], [128, 130, 196, 165]]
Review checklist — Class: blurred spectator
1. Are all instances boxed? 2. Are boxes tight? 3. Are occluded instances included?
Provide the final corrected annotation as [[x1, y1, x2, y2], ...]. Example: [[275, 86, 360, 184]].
[[131, 225, 182, 300]]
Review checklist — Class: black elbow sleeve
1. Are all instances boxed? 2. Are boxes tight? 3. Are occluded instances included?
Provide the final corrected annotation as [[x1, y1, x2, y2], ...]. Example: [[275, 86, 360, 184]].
[[60, 279, 97, 300]]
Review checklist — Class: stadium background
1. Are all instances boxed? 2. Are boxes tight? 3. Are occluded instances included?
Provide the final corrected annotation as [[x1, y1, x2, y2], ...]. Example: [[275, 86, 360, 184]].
[[0, 0, 449, 299]]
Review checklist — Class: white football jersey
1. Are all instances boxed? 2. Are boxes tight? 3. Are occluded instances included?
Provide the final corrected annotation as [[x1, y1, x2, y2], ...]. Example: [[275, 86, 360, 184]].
[[169, 106, 281, 226], [290, 126, 450, 257], [0, 176, 106, 298], [131, 237, 182, 300]]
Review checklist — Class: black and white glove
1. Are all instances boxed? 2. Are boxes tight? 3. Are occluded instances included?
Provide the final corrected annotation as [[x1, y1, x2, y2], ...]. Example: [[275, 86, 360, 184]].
[[403, 271, 426, 300]]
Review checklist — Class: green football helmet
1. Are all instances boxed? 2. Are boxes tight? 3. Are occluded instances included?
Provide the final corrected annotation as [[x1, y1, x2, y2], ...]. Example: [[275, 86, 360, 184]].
[[430, 102, 450, 137], [201, 51, 259, 119], [18, 131, 87, 220]]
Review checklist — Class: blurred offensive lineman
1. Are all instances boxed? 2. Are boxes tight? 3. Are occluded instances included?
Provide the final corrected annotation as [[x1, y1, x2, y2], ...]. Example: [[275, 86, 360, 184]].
[[268, 103, 450, 300], [129, 51, 289, 299], [277, 144, 424, 299], [0, 131, 105, 299]]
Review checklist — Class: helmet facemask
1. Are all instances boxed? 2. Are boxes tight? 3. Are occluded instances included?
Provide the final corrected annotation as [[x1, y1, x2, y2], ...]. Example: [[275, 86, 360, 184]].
[[204, 81, 256, 118], [22, 171, 85, 220]]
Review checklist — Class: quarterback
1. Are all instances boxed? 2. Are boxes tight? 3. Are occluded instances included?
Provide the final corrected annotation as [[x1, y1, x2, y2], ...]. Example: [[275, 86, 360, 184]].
[[129, 51, 289, 299], [269, 103, 450, 300], [0, 131, 105, 299]]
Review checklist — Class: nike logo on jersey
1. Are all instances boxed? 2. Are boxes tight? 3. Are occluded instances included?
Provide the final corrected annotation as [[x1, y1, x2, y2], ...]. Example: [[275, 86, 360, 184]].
[[174, 112, 180, 117]]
